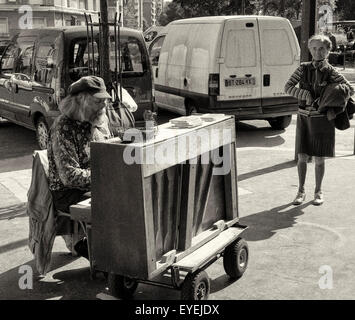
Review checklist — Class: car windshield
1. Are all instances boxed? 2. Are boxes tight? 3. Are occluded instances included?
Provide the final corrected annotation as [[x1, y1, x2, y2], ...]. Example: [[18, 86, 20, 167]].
[[69, 36, 147, 82]]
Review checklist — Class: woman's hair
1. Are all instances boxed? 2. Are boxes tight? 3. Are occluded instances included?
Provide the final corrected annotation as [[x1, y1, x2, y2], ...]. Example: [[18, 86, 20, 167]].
[[308, 34, 332, 50], [58, 91, 93, 121]]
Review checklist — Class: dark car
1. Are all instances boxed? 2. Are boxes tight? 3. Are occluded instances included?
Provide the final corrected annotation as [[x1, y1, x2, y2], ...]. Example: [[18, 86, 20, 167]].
[[0, 26, 155, 149]]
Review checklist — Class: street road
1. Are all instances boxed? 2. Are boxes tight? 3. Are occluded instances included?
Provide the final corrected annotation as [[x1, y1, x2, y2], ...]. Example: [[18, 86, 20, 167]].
[[1, 109, 354, 174]]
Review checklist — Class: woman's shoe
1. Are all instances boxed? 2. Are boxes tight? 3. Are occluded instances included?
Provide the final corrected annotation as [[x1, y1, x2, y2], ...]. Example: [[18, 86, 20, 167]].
[[293, 192, 306, 205], [313, 191, 324, 206]]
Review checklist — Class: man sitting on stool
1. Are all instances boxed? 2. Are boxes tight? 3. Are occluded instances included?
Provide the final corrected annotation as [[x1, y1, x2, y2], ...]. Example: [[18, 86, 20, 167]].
[[47, 76, 112, 258]]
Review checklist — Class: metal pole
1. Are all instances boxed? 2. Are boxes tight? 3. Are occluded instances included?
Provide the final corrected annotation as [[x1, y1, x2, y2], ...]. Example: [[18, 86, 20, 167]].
[[84, 13, 91, 72], [114, 12, 118, 101], [89, 15, 95, 76], [98, 13, 102, 76], [118, 13, 123, 103], [99, 0, 111, 86]]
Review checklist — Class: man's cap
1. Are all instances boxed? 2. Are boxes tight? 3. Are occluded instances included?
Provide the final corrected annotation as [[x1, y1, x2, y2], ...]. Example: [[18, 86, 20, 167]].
[[68, 76, 112, 99]]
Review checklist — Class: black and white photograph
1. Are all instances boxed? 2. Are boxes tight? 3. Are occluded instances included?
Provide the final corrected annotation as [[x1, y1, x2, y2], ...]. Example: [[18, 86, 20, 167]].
[[0, 0, 354, 308]]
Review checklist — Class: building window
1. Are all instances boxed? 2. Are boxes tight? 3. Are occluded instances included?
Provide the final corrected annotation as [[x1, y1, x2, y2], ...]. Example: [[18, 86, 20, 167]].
[[93, 0, 97, 11], [32, 18, 47, 28], [79, 0, 87, 10], [29, 0, 45, 5], [0, 18, 8, 34], [67, 0, 78, 8]]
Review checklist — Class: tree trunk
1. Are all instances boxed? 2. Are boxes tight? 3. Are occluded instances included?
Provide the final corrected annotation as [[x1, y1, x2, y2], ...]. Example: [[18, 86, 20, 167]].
[[301, 0, 317, 62], [279, 0, 285, 16]]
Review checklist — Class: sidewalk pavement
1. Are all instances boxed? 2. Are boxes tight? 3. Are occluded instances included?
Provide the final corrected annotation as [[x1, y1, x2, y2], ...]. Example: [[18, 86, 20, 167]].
[[336, 65, 355, 82], [1, 129, 355, 299]]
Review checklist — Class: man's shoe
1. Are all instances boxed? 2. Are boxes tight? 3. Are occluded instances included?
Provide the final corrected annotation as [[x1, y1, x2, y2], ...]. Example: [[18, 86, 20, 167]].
[[313, 191, 324, 206], [293, 192, 306, 205]]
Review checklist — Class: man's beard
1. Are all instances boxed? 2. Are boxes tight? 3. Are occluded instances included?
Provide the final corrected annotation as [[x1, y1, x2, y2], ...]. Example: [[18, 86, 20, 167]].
[[89, 112, 106, 127]]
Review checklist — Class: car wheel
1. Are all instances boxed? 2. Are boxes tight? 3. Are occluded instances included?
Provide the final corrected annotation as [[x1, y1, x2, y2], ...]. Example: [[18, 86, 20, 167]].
[[35, 116, 49, 150], [268, 115, 292, 130]]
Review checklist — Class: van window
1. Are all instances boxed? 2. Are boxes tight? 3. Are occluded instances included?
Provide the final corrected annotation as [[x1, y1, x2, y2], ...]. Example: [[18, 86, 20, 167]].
[[69, 36, 147, 82], [1, 44, 19, 73], [34, 44, 55, 86], [16, 43, 34, 76], [226, 30, 256, 68], [149, 36, 165, 66], [110, 38, 144, 74], [262, 29, 293, 66], [69, 40, 99, 81]]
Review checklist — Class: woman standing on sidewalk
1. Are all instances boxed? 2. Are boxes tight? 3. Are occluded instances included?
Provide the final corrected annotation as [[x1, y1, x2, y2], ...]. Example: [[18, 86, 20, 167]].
[[285, 34, 354, 206]]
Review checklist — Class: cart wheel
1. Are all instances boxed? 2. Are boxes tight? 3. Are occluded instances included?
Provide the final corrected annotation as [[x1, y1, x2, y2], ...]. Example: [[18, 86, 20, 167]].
[[181, 270, 210, 300], [108, 274, 138, 299], [223, 238, 249, 279]]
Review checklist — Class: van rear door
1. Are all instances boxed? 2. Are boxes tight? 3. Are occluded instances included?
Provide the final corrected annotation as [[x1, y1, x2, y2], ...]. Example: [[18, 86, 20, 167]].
[[219, 18, 262, 115], [257, 18, 300, 115]]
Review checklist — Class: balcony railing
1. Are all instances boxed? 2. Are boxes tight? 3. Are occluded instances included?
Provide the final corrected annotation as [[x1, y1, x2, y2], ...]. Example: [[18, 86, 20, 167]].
[[1, 0, 55, 5]]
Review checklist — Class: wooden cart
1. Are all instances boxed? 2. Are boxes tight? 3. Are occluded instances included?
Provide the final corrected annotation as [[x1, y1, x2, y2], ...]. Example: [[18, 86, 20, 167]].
[[70, 115, 249, 300]]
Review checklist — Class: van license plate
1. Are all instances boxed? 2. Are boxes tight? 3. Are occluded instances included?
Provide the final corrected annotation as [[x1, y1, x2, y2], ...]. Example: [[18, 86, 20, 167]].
[[225, 77, 256, 87]]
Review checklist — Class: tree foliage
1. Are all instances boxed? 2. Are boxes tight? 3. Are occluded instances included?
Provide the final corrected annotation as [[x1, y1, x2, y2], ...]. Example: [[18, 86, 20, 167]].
[[158, 0, 348, 26], [334, 0, 355, 20]]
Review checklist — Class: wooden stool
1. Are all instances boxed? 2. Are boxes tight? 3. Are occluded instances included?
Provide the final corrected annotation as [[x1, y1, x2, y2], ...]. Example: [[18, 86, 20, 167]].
[[69, 199, 94, 278]]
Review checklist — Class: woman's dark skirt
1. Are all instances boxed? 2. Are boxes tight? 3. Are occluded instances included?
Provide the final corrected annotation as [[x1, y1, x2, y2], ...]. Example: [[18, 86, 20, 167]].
[[296, 112, 335, 157]]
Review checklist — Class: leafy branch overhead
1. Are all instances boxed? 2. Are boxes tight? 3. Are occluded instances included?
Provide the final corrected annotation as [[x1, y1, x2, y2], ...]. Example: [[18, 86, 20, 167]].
[[158, 0, 353, 26]]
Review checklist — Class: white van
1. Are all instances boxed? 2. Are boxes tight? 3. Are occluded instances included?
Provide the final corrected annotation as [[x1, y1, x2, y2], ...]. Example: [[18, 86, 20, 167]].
[[149, 16, 300, 129]]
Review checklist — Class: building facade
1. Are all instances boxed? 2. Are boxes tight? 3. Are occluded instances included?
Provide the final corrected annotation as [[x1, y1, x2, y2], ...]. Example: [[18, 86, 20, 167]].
[[0, 0, 100, 40], [0, 0, 163, 41], [117, 0, 164, 31]]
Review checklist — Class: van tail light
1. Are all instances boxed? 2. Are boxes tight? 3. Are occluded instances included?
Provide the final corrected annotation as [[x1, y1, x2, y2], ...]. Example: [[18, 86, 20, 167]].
[[208, 73, 219, 96]]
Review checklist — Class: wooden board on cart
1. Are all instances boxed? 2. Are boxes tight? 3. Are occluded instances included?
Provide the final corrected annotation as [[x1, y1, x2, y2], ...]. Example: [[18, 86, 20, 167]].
[[90, 115, 239, 280]]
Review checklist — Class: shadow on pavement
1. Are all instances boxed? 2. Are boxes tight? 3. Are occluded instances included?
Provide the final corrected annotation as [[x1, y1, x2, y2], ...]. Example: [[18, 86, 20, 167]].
[[0, 253, 105, 300], [0, 123, 37, 161], [238, 160, 296, 182], [0, 239, 29, 255], [0, 203, 28, 221], [210, 274, 237, 294], [240, 202, 311, 242], [236, 121, 286, 148]]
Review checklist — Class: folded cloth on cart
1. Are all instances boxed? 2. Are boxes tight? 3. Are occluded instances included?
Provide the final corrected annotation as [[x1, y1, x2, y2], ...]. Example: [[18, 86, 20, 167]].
[[169, 116, 203, 128], [200, 114, 226, 122]]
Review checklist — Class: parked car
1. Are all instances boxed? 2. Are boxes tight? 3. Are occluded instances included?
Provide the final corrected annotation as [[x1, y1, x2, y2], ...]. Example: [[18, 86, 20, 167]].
[[148, 16, 300, 130], [0, 26, 155, 149], [143, 25, 164, 47]]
